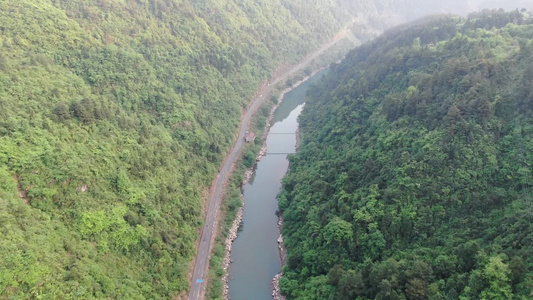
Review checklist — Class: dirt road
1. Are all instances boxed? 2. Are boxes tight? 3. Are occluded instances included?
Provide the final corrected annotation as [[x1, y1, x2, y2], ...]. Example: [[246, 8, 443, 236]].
[[187, 24, 353, 300]]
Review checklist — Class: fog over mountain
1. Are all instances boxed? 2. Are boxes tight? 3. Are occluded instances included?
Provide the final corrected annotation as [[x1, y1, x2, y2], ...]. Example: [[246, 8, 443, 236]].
[[472, 0, 533, 11], [338, 0, 532, 38]]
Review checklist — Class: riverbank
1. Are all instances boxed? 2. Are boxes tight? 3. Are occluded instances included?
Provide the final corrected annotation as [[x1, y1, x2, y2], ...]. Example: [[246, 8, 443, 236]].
[[269, 67, 335, 300], [222, 67, 329, 300], [271, 215, 287, 300], [222, 204, 243, 299]]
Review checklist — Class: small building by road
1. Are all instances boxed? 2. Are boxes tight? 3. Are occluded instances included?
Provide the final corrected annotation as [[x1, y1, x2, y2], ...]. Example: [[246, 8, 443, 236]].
[[245, 132, 256, 143]]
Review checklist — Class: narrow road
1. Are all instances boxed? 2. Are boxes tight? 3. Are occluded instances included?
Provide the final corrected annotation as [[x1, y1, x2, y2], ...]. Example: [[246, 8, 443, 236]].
[[187, 24, 353, 300]]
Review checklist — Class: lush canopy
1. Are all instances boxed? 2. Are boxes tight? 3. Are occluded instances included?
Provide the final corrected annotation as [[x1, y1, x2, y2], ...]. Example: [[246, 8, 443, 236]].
[[0, 0, 361, 298], [279, 11, 533, 300], [1, 0, 525, 298]]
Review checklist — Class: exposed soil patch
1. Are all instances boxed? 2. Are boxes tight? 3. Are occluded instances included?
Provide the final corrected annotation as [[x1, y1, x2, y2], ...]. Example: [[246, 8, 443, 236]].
[[13, 174, 30, 205]]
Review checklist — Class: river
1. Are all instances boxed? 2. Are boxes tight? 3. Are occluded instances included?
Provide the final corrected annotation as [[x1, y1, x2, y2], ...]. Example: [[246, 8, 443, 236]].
[[228, 70, 326, 300]]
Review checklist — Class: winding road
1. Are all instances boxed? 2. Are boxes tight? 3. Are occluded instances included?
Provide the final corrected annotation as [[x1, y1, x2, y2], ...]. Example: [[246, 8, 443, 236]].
[[187, 24, 354, 300]]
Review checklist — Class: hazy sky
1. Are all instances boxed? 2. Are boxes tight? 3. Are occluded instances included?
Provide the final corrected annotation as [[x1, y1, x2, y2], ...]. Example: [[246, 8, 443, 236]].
[[367, 0, 533, 32], [470, 0, 533, 11]]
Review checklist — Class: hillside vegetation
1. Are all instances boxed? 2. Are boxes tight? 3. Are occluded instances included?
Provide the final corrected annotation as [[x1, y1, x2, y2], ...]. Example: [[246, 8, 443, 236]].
[[0, 0, 521, 298], [0, 0, 364, 298], [278, 10, 533, 299]]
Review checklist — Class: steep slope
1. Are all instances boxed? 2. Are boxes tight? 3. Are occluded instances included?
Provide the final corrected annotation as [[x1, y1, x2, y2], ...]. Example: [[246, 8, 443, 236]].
[[278, 11, 533, 299], [0, 1, 359, 298]]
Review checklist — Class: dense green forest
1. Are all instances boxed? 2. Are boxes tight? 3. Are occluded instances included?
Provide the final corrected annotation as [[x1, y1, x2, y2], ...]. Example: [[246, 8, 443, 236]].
[[1, 0, 526, 298], [278, 10, 533, 300], [0, 0, 366, 298]]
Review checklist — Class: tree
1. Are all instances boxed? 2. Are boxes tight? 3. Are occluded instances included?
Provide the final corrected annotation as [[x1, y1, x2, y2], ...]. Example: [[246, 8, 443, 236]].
[[480, 256, 512, 300], [323, 217, 353, 247]]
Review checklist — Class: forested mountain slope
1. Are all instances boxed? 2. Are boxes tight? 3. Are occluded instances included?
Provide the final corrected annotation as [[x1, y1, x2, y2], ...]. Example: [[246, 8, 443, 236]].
[[278, 11, 533, 299], [0, 0, 368, 298]]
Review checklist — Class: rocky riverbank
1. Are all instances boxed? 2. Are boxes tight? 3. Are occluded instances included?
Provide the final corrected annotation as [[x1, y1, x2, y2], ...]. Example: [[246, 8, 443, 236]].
[[222, 204, 243, 300], [242, 145, 267, 185], [272, 273, 286, 300], [276, 217, 287, 266], [271, 215, 287, 300]]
